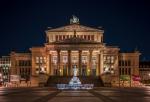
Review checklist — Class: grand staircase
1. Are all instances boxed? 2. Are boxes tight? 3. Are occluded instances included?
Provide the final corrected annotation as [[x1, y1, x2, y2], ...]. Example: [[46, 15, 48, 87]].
[[46, 76, 104, 87]]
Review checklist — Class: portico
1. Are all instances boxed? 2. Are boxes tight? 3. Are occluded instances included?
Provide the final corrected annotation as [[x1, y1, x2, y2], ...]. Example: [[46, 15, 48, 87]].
[[45, 38, 104, 76]]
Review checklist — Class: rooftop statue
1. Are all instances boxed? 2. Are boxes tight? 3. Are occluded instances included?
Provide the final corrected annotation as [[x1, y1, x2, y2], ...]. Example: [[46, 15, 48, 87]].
[[70, 15, 80, 24]]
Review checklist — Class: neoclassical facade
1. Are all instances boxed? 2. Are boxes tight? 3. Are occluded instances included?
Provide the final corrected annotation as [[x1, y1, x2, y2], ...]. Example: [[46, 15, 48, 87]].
[[27, 16, 140, 77]]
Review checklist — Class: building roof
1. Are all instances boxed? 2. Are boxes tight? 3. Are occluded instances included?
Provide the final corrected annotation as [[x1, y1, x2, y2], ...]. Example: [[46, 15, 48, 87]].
[[46, 23, 103, 32]]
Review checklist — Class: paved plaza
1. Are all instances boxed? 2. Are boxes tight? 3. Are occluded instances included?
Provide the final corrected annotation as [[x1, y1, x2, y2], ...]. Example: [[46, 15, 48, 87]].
[[0, 87, 150, 102]]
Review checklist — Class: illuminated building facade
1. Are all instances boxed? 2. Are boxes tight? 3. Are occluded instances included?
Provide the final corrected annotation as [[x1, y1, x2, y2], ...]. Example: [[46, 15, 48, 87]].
[[1, 16, 140, 83], [139, 61, 150, 83], [10, 52, 31, 80], [29, 16, 140, 77], [0, 56, 11, 82]]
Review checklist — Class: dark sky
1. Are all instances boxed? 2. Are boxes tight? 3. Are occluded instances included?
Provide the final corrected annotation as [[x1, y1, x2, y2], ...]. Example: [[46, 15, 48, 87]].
[[0, 0, 150, 60]]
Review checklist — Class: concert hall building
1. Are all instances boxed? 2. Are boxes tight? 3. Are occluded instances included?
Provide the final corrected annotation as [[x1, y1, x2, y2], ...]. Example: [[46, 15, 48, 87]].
[[1, 16, 140, 84]]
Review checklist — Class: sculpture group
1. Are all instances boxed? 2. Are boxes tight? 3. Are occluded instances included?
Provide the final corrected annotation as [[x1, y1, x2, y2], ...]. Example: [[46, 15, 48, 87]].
[[57, 66, 94, 90]]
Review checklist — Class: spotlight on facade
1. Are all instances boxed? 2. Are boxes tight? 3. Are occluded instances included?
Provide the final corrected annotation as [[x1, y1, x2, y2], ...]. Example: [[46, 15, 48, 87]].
[[59, 69, 62, 73]]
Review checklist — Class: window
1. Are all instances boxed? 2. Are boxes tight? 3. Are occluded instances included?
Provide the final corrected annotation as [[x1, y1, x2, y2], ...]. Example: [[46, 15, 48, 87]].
[[80, 35, 83, 39], [111, 56, 114, 63], [122, 68, 124, 75], [91, 35, 94, 40], [88, 35, 90, 40], [125, 61, 128, 66], [59, 35, 63, 40], [84, 35, 86, 40], [56, 35, 58, 41], [72, 56, 78, 63], [63, 35, 65, 40], [40, 57, 43, 63], [44, 57, 46, 63], [128, 60, 131, 66], [36, 57, 39, 63], [128, 68, 131, 75], [63, 56, 67, 63], [82, 56, 87, 63], [125, 68, 128, 75], [52, 56, 57, 64]]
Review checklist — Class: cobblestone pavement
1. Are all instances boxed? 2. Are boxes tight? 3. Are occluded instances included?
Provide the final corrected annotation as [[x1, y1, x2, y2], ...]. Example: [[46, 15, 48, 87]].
[[0, 87, 150, 102]]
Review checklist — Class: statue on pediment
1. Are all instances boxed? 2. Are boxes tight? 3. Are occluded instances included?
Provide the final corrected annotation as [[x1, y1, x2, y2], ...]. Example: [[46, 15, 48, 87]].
[[70, 15, 80, 24]]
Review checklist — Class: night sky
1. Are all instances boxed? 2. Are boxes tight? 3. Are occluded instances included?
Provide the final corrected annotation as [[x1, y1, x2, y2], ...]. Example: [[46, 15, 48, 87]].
[[0, 0, 150, 60]]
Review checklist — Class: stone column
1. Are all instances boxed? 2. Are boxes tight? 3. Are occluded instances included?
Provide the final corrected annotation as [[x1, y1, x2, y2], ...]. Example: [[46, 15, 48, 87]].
[[89, 50, 93, 75], [49, 54, 52, 75], [100, 50, 104, 75], [78, 50, 82, 76], [57, 50, 60, 76], [68, 50, 71, 76], [98, 53, 101, 76]]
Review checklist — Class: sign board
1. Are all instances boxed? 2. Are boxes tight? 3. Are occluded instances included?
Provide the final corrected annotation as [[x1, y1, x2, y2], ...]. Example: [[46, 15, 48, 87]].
[[10, 75, 20, 82], [132, 75, 141, 81]]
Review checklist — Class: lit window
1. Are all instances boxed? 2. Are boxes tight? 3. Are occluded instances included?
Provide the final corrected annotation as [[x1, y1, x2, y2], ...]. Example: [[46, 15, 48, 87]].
[[52, 56, 57, 64], [44, 57, 46, 63], [40, 57, 43, 63], [36, 57, 39, 63], [72, 56, 78, 63], [107, 56, 110, 59], [63, 56, 68, 63], [82, 56, 87, 63], [111, 59, 114, 63], [111, 56, 114, 59]]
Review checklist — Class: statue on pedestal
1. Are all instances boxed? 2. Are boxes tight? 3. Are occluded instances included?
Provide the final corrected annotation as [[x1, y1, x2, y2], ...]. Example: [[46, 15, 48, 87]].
[[69, 65, 81, 85]]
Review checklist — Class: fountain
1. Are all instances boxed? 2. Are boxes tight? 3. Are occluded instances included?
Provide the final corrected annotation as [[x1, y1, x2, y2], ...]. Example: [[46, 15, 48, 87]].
[[57, 66, 94, 90]]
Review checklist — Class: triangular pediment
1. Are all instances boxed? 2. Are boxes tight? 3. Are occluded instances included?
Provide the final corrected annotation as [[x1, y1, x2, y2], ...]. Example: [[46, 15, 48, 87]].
[[47, 24, 102, 32]]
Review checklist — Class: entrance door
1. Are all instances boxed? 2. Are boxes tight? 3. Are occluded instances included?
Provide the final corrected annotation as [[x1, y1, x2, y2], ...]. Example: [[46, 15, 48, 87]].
[[82, 64, 87, 76], [54, 69, 58, 75], [91, 69, 96, 76], [63, 65, 67, 76], [91, 65, 97, 76]]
